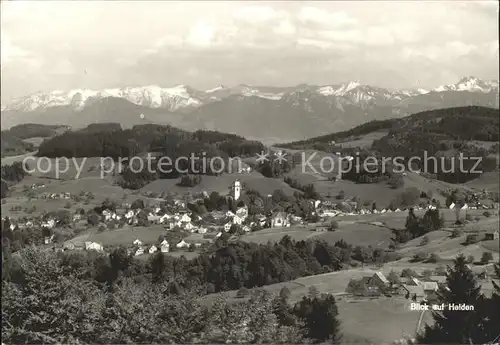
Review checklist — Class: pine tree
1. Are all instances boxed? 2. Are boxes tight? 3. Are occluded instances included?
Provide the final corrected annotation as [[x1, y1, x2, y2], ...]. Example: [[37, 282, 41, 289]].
[[482, 263, 500, 341], [417, 254, 488, 344]]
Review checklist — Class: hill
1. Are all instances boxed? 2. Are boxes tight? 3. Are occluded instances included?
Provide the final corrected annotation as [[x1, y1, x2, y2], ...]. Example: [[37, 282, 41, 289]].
[[280, 106, 499, 185]]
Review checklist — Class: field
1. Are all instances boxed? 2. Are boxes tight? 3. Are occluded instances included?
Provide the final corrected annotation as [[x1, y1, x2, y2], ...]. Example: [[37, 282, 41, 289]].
[[241, 222, 394, 249], [140, 171, 299, 197]]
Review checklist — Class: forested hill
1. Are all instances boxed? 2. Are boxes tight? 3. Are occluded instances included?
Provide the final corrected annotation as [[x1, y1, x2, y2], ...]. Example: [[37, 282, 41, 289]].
[[37, 123, 265, 159], [280, 106, 498, 150]]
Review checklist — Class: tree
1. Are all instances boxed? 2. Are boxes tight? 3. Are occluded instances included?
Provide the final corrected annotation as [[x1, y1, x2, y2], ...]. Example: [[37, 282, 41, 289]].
[[279, 286, 291, 301], [387, 270, 401, 287], [417, 254, 488, 344], [131, 199, 144, 210], [401, 268, 417, 278], [308, 285, 319, 299], [293, 294, 342, 343], [328, 220, 339, 231], [87, 212, 100, 226], [480, 252, 493, 264], [420, 236, 430, 246]]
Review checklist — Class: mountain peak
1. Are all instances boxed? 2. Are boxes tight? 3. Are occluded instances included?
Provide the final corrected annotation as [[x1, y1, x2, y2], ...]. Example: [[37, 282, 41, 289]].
[[434, 76, 497, 93]]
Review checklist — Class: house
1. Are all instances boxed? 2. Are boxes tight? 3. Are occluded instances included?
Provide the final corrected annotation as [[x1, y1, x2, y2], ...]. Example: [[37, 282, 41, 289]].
[[134, 247, 144, 256], [367, 272, 390, 290], [63, 242, 75, 251], [320, 209, 339, 218], [133, 239, 143, 246], [449, 202, 456, 209], [225, 210, 236, 218], [44, 234, 56, 245], [159, 213, 172, 224], [149, 245, 158, 254], [236, 205, 248, 218], [72, 214, 82, 222], [125, 210, 135, 219], [485, 230, 499, 240], [271, 212, 290, 228], [184, 222, 195, 231], [180, 213, 192, 223], [399, 284, 425, 301], [461, 203, 469, 210], [198, 227, 207, 234], [102, 210, 113, 221], [160, 240, 170, 253], [147, 213, 161, 223], [176, 239, 190, 249], [85, 241, 104, 252], [224, 222, 232, 232], [348, 277, 382, 297], [42, 219, 56, 229], [232, 215, 244, 225], [242, 225, 251, 232]]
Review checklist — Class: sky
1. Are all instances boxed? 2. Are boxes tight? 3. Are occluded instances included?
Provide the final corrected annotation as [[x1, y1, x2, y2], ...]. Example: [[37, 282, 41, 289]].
[[1, 0, 499, 101]]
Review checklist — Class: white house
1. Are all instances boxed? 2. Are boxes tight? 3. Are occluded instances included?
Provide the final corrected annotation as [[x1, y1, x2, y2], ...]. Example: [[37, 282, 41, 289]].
[[180, 213, 192, 223], [232, 215, 244, 225], [449, 202, 456, 209], [242, 225, 251, 232], [198, 227, 207, 234], [102, 210, 113, 221], [134, 247, 144, 256], [224, 222, 232, 232], [42, 219, 56, 229], [44, 234, 55, 245], [125, 210, 135, 219], [160, 239, 170, 253], [461, 204, 469, 210], [159, 213, 172, 224], [85, 241, 104, 252], [149, 245, 158, 254], [147, 213, 161, 223], [236, 205, 248, 219], [271, 212, 290, 228], [176, 239, 190, 249], [184, 222, 195, 231], [133, 239, 143, 246], [225, 210, 236, 217]]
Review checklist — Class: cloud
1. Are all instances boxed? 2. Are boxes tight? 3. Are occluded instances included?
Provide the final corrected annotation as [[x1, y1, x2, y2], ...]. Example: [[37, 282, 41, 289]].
[[1, 1, 498, 100], [233, 6, 286, 24], [0, 35, 40, 70], [297, 6, 357, 28], [186, 20, 217, 47]]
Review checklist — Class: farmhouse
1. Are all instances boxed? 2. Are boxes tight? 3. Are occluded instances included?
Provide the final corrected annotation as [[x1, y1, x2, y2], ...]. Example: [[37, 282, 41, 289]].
[[399, 284, 425, 301], [271, 212, 290, 228], [368, 272, 390, 290], [347, 277, 382, 297], [149, 245, 158, 254]]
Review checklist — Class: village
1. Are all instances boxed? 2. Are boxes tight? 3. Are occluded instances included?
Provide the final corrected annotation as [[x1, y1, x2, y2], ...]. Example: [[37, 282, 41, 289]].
[[2, 178, 499, 261]]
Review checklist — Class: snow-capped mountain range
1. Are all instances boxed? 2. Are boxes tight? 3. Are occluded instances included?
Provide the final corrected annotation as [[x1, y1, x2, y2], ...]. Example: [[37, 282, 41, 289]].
[[2, 76, 498, 113]]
